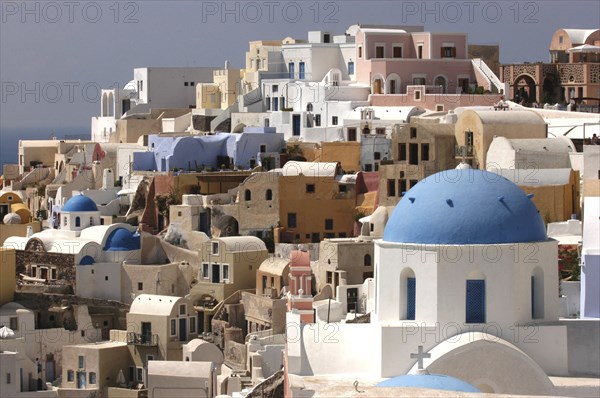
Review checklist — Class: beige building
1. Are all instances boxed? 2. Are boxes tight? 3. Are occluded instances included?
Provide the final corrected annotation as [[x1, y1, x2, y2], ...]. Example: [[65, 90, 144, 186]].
[[61, 341, 130, 392], [316, 238, 374, 302], [455, 109, 548, 169], [379, 117, 457, 207], [486, 136, 577, 170], [124, 294, 198, 366], [0, 248, 16, 306], [188, 236, 268, 333], [122, 262, 197, 305]]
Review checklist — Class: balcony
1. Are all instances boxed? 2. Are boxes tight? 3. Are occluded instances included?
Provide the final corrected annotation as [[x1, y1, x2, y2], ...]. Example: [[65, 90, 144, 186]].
[[127, 332, 158, 346], [455, 145, 474, 159]]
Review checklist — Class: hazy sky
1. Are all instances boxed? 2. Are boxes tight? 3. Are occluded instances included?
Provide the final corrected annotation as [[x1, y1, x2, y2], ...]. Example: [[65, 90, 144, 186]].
[[1, 0, 599, 131]]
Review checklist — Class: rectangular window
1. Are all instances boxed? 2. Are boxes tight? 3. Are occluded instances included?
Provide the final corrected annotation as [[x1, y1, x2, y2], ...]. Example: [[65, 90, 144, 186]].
[[89, 372, 96, 384], [421, 144, 430, 161], [6, 373, 11, 385], [358, 46, 362, 58], [190, 317, 196, 333], [288, 62, 295, 79], [326, 271, 333, 284], [272, 84, 278, 93], [315, 114, 321, 126], [287, 213, 297, 228], [325, 219, 334, 230], [413, 77, 426, 86], [51, 268, 57, 280], [400, 179, 407, 195], [417, 44, 423, 59], [67, 370, 74, 382], [222, 265, 229, 281], [399, 143, 407, 161], [374, 152, 381, 160], [332, 116, 338, 125], [348, 61, 354, 75], [137, 367, 143, 382], [179, 304, 186, 315], [410, 127, 417, 139], [376, 128, 386, 135], [388, 179, 396, 197], [393, 46, 402, 58], [409, 143, 419, 165], [170, 319, 177, 336], [212, 242, 219, 255], [138, 282, 143, 291], [299, 62, 305, 79], [202, 263, 209, 279], [306, 184, 315, 193], [466, 280, 486, 323], [78, 356, 84, 369], [9, 317, 18, 331], [339, 185, 347, 193], [375, 45, 384, 58], [441, 46, 456, 58]]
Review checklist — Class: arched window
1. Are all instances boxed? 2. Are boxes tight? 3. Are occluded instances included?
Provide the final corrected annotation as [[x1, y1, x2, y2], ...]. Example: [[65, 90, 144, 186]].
[[245, 189, 252, 201], [75, 217, 81, 227], [266, 189, 273, 201], [531, 267, 544, 319], [364, 254, 372, 266], [400, 268, 416, 320], [306, 103, 313, 112]]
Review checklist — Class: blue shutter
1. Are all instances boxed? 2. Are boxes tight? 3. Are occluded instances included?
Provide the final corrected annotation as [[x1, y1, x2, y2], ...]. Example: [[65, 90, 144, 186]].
[[299, 62, 305, 79], [289, 63, 295, 79], [407, 278, 416, 320], [466, 280, 485, 323]]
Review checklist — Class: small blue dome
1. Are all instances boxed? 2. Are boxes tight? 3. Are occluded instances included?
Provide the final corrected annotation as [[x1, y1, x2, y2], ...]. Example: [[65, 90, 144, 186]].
[[383, 169, 547, 245], [62, 195, 98, 212], [377, 374, 480, 393], [104, 228, 141, 251], [79, 255, 95, 265]]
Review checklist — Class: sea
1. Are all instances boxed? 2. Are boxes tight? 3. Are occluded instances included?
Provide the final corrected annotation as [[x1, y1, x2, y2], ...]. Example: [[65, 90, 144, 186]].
[[0, 127, 90, 169]]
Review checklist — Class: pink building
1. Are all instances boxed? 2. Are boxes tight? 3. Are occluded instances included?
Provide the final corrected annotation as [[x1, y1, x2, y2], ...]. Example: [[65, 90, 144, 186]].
[[350, 25, 504, 110]]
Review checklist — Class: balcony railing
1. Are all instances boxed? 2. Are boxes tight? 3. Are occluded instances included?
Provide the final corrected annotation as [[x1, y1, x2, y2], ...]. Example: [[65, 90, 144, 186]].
[[127, 332, 158, 346], [455, 145, 474, 158]]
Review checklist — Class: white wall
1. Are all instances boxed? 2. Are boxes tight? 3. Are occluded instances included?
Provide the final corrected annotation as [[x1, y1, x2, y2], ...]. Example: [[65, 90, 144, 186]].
[[76, 263, 123, 301]]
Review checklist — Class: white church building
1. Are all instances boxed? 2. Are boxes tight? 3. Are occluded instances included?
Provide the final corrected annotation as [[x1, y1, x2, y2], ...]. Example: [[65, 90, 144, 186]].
[[285, 169, 587, 396]]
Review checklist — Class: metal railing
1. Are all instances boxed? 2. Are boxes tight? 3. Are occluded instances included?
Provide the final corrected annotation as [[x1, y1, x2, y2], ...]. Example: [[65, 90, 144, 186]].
[[127, 332, 158, 346]]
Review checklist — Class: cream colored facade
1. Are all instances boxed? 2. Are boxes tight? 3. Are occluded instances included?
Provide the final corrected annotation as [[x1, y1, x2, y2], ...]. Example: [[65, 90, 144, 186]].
[[189, 236, 268, 332], [455, 110, 547, 168], [123, 294, 198, 371], [316, 239, 374, 300], [379, 119, 456, 207], [0, 248, 16, 306], [61, 342, 129, 392]]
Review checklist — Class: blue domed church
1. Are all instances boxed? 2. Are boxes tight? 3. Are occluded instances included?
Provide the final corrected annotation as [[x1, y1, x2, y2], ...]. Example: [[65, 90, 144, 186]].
[[286, 169, 571, 396]]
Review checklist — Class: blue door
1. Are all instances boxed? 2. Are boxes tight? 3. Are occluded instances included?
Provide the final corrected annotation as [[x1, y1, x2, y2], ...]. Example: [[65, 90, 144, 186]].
[[466, 280, 485, 323], [292, 115, 301, 136], [299, 62, 305, 79], [407, 278, 416, 320], [289, 62, 295, 79], [272, 97, 279, 111]]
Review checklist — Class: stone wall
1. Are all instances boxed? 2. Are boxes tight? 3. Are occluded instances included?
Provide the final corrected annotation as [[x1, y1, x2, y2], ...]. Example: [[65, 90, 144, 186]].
[[15, 250, 75, 295]]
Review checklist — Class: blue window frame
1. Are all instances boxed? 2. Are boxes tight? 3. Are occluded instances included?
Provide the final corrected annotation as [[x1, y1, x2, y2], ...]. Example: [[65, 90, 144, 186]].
[[289, 62, 295, 79], [299, 62, 305, 79], [348, 61, 354, 75], [466, 280, 485, 323], [407, 277, 416, 320]]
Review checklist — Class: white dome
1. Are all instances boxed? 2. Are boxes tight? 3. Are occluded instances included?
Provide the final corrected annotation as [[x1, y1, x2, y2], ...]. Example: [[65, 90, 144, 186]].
[[3, 213, 21, 224]]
